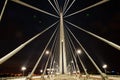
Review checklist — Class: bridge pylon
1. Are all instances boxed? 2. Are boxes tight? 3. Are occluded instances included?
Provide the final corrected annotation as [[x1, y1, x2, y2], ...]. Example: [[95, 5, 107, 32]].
[[59, 11, 67, 74]]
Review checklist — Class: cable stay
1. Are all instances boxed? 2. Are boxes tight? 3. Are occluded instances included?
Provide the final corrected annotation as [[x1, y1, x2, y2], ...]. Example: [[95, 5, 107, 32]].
[[53, 0, 60, 14], [63, 0, 75, 16], [0, 21, 58, 65], [48, 0, 60, 16], [63, 0, 68, 13], [42, 26, 58, 77], [64, 0, 109, 18], [49, 30, 59, 78], [63, 0, 70, 14], [65, 24, 89, 78], [27, 25, 58, 79], [0, 0, 8, 22], [65, 28, 80, 77], [66, 25, 108, 80], [11, 0, 59, 18], [65, 20, 120, 51]]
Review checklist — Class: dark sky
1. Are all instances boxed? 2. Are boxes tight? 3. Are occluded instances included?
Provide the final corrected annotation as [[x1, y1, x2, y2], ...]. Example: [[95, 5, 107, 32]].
[[0, 0, 120, 74]]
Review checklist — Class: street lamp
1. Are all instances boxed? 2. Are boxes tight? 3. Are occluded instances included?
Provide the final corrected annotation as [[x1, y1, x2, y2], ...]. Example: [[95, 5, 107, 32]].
[[40, 69, 43, 73], [45, 50, 49, 55], [102, 64, 107, 73], [21, 66, 26, 76], [71, 60, 74, 63], [76, 49, 82, 54]]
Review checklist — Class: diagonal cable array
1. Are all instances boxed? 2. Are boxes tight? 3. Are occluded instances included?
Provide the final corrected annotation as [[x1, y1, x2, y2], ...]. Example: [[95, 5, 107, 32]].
[[42, 25, 59, 76], [53, 0, 60, 14], [65, 24, 89, 77], [27, 25, 58, 79], [11, 0, 59, 18], [65, 20, 120, 51], [65, 24, 108, 79], [63, 0, 76, 16], [0, 21, 58, 64], [63, 0, 70, 14], [64, 26, 80, 76], [49, 26, 60, 77], [48, 0, 60, 16], [64, 0, 109, 18], [0, 0, 118, 79]]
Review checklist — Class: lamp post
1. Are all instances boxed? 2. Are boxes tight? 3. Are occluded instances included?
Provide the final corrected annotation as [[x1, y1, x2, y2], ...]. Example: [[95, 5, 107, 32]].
[[40, 69, 43, 73], [76, 49, 89, 78], [21, 66, 26, 76], [103, 64, 107, 73]]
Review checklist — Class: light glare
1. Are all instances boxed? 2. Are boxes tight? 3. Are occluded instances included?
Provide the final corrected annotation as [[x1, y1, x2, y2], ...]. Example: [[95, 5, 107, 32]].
[[103, 64, 107, 69], [45, 50, 49, 55], [77, 49, 82, 54], [21, 66, 26, 71]]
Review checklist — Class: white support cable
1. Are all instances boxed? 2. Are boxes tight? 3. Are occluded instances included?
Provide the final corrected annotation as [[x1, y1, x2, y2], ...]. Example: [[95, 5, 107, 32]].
[[63, 0, 70, 13], [65, 41, 75, 74], [11, 0, 59, 18], [64, 0, 109, 18], [50, 27, 60, 70], [53, 0, 60, 14], [51, 37, 59, 75], [63, 0, 67, 13], [0, 21, 58, 65], [42, 27, 58, 75], [65, 26, 88, 76], [65, 29, 76, 71], [55, 0, 60, 12], [54, 36, 60, 74], [65, 26, 80, 74], [48, 0, 59, 16], [63, 0, 75, 16], [49, 36, 58, 72], [65, 29, 79, 76], [50, 26, 60, 74], [64, 30, 70, 63], [67, 41, 79, 78], [49, 53, 54, 70], [65, 20, 120, 51], [26, 24, 58, 79], [66, 25, 108, 80], [43, 26, 58, 75], [49, 24, 59, 69], [0, 0, 8, 22]]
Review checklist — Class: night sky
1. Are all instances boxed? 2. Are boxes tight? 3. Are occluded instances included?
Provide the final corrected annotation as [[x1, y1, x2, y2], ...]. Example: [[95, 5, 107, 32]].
[[0, 0, 120, 75]]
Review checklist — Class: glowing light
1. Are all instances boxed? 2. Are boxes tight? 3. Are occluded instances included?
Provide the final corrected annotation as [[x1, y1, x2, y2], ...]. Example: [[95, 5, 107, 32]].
[[71, 60, 73, 63], [103, 64, 107, 69], [45, 50, 49, 55], [21, 66, 26, 76], [21, 66, 26, 71], [77, 49, 82, 54], [40, 69, 43, 73]]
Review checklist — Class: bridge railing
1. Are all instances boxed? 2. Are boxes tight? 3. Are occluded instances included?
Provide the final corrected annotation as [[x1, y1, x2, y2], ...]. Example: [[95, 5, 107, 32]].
[[0, 76, 26, 80]]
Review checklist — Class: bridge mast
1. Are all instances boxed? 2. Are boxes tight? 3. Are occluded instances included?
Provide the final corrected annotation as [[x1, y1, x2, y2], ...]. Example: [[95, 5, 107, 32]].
[[59, 11, 67, 74]]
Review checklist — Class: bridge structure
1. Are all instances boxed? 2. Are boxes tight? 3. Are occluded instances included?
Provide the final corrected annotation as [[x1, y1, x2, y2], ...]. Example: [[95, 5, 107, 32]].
[[0, 0, 120, 80]]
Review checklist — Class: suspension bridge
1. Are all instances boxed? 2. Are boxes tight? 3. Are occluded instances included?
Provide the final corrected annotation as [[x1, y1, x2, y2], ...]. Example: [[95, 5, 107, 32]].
[[0, 0, 120, 80]]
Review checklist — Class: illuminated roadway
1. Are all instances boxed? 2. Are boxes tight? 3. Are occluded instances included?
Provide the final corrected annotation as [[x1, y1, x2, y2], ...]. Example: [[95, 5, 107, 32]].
[[1, 75, 120, 80]]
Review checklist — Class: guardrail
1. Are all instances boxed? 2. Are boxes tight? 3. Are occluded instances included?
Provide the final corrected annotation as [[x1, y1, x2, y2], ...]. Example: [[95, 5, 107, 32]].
[[0, 76, 26, 80]]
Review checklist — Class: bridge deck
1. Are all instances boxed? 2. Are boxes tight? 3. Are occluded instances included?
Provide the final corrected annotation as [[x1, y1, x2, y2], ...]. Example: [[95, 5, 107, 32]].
[[1, 75, 120, 80]]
